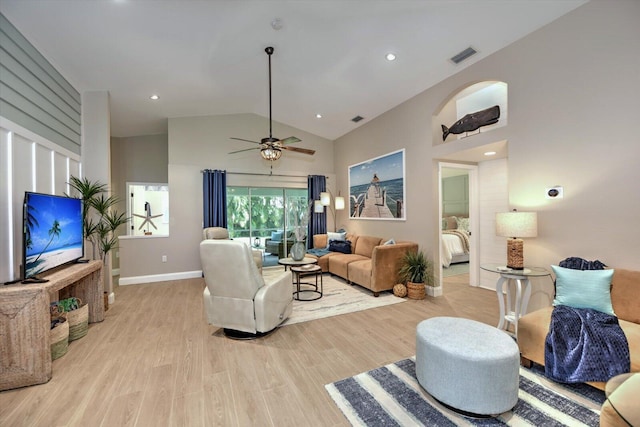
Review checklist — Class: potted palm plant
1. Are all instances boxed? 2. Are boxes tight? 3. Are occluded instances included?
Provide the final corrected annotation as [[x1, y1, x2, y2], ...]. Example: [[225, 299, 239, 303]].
[[67, 176, 128, 302], [399, 250, 439, 299], [68, 176, 128, 263]]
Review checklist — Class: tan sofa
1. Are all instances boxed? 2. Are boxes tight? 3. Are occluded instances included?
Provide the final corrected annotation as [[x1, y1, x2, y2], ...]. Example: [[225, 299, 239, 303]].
[[306, 233, 418, 297], [518, 268, 640, 391]]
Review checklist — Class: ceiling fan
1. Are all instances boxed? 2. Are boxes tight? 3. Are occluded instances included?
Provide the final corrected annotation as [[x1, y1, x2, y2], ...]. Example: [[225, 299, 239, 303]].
[[229, 46, 315, 161]]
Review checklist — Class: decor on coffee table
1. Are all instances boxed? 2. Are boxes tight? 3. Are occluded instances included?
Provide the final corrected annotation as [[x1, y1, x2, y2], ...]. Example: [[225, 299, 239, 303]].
[[399, 250, 437, 300]]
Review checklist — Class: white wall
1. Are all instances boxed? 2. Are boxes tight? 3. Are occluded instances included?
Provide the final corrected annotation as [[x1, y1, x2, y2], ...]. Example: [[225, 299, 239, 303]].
[[334, 1, 640, 311], [118, 113, 334, 283], [0, 119, 81, 283]]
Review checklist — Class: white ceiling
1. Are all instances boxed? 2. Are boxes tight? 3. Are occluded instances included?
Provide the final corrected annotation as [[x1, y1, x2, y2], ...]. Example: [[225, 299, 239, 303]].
[[1, 0, 586, 141]]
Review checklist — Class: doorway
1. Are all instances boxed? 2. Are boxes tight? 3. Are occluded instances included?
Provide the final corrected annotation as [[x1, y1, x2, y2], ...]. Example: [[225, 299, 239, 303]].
[[439, 163, 479, 286]]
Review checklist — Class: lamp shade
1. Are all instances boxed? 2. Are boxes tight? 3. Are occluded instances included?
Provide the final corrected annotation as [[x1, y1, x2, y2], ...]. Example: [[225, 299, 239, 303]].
[[314, 200, 324, 213], [335, 196, 345, 210], [495, 211, 538, 238], [320, 192, 331, 206]]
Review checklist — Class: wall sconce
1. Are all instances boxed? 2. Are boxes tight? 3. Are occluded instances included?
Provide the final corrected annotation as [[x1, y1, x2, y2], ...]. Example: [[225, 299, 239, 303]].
[[495, 209, 538, 269]]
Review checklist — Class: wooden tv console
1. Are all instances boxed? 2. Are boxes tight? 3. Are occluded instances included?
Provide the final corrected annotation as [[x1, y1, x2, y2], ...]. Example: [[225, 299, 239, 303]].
[[0, 260, 104, 391]]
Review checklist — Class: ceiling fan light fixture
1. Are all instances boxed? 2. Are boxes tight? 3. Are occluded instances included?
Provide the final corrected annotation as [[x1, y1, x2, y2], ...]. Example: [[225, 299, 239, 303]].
[[261, 146, 282, 161]]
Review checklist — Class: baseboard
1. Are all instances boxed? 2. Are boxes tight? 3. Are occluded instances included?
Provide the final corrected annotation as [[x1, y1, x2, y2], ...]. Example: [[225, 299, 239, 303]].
[[111, 268, 120, 276], [118, 270, 202, 286]]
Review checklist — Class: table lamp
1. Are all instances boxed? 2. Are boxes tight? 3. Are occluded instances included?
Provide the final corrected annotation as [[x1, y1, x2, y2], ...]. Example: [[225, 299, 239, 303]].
[[495, 210, 537, 270]]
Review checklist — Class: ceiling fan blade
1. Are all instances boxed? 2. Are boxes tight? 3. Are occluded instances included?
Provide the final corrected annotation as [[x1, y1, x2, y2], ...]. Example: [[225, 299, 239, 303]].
[[229, 147, 261, 154], [280, 136, 301, 145], [230, 137, 260, 144], [282, 146, 315, 155]]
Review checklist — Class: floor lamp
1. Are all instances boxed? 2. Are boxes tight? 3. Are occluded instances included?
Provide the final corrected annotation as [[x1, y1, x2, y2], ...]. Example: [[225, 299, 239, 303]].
[[320, 191, 345, 232]]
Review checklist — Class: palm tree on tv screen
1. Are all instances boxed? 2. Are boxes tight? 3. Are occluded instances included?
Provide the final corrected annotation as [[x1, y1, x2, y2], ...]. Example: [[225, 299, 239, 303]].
[[32, 219, 62, 264], [25, 204, 39, 251]]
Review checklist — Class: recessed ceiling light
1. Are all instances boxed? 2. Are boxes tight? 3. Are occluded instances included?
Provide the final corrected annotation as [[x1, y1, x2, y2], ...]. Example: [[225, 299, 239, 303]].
[[484, 151, 497, 156], [316, 114, 322, 119], [385, 53, 396, 61], [150, 94, 159, 100]]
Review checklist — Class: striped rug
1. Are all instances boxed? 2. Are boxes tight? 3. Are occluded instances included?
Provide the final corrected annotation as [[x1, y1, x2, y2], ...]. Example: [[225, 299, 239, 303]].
[[325, 357, 604, 426]]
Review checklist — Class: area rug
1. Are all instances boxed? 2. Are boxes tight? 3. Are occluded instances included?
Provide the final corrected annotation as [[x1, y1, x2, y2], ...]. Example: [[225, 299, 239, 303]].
[[443, 262, 469, 277], [263, 267, 406, 326], [325, 357, 605, 426]]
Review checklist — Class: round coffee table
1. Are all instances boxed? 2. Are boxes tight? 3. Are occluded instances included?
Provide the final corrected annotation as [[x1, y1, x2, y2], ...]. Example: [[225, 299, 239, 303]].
[[290, 264, 323, 301], [277, 257, 317, 270], [278, 257, 321, 301]]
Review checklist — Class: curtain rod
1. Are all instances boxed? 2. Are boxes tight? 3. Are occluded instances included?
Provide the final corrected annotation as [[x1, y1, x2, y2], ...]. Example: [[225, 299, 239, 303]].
[[201, 170, 329, 179]]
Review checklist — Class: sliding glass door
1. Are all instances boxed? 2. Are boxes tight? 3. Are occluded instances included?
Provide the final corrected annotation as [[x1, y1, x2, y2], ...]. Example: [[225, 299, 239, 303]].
[[226, 187, 307, 256]]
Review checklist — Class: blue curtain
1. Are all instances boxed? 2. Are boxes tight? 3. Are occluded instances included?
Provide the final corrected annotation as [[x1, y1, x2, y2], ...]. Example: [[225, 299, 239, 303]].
[[307, 175, 326, 246], [203, 169, 227, 228]]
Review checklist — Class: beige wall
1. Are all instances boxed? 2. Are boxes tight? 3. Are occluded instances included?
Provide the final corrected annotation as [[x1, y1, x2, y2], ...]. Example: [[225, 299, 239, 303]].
[[118, 113, 334, 281], [334, 1, 640, 310], [110, 133, 168, 271]]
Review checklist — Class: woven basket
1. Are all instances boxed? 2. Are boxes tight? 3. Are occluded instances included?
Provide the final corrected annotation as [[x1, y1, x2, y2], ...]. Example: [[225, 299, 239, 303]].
[[393, 283, 407, 298], [406, 282, 426, 300], [51, 318, 69, 360], [67, 299, 89, 341]]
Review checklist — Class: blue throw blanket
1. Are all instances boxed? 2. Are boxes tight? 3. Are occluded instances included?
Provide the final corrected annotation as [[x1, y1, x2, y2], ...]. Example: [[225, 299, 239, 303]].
[[307, 247, 330, 257], [544, 305, 630, 383]]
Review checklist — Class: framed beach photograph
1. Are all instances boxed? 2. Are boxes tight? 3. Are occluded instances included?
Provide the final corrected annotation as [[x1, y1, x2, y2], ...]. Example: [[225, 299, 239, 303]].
[[348, 149, 406, 220]]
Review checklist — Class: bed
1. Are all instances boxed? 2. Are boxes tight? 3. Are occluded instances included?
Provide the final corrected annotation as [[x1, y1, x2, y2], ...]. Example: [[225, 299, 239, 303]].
[[441, 216, 470, 268]]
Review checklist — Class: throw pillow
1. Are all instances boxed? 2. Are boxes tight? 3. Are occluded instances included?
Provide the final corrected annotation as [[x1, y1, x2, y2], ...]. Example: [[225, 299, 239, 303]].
[[552, 265, 615, 315], [456, 217, 470, 232], [329, 240, 351, 254], [327, 231, 346, 242], [383, 238, 396, 245], [271, 231, 283, 241], [444, 216, 458, 230]]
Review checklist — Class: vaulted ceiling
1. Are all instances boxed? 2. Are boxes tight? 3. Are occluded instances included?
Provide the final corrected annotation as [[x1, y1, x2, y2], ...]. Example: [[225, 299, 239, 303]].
[[1, 0, 586, 140]]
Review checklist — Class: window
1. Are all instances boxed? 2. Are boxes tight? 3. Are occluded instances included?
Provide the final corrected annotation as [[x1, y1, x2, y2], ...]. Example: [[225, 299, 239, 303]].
[[127, 182, 169, 236], [226, 186, 307, 246]]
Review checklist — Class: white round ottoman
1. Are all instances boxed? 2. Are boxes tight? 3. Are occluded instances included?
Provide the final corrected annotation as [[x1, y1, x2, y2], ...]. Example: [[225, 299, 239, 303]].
[[416, 316, 520, 416]]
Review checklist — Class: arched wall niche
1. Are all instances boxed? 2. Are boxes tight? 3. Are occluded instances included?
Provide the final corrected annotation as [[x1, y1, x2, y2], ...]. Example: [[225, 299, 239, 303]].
[[432, 80, 508, 147]]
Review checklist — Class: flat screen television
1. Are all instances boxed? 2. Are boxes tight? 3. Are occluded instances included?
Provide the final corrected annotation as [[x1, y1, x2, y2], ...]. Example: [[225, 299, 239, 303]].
[[22, 192, 84, 281]]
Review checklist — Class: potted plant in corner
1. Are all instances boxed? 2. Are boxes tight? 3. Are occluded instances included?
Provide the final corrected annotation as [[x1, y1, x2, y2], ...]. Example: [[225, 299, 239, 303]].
[[399, 250, 439, 299], [67, 176, 128, 302]]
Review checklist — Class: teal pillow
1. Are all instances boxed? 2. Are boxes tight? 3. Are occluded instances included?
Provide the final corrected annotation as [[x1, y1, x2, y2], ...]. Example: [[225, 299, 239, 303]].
[[327, 231, 346, 242], [552, 265, 615, 315], [271, 231, 283, 241]]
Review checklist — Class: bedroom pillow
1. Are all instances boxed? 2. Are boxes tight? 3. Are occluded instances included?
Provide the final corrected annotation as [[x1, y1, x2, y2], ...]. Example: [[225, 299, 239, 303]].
[[327, 231, 346, 242], [552, 265, 615, 315], [456, 217, 470, 232], [444, 216, 458, 230]]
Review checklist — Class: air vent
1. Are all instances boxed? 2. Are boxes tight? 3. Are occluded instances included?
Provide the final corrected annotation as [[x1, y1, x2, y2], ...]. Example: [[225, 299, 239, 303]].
[[450, 47, 477, 64], [351, 115, 364, 123]]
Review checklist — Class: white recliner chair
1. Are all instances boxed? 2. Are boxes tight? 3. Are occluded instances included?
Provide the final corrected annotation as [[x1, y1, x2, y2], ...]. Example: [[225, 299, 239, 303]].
[[200, 239, 293, 338], [202, 227, 263, 271]]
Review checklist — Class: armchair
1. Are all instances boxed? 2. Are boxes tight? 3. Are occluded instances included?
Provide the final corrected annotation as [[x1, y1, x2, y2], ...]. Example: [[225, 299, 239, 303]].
[[200, 239, 293, 338], [202, 227, 263, 271]]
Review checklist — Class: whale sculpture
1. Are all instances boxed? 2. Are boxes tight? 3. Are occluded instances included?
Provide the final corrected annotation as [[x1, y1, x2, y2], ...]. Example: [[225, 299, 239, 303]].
[[441, 105, 500, 141]]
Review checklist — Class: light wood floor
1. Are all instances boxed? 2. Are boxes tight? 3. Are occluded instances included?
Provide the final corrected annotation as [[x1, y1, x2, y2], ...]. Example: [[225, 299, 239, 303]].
[[0, 273, 499, 427]]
